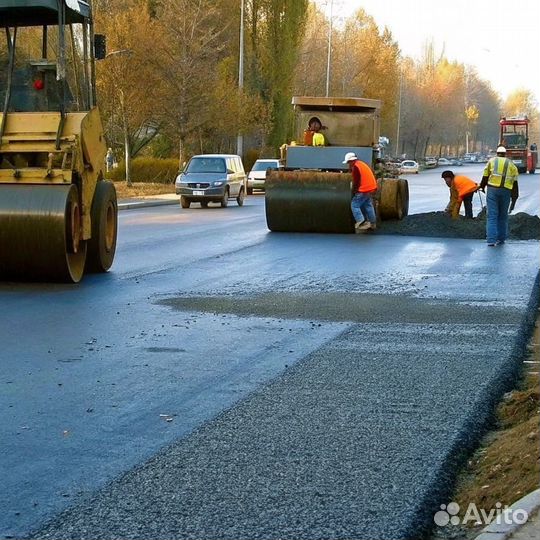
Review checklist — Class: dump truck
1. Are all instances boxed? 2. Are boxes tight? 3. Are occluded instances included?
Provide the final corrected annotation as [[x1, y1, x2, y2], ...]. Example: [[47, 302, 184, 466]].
[[500, 116, 538, 174], [265, 96, 408, 233], [0, 0, 117, 283]]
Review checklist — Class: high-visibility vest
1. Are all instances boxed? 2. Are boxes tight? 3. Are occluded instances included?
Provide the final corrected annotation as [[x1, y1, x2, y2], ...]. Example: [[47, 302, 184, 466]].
[[453, 175, 478, 201], [303, 130, 314, 145], [312, 132, 325, 146], [353, 160, 377, 193], [484, 157, 518, 190]]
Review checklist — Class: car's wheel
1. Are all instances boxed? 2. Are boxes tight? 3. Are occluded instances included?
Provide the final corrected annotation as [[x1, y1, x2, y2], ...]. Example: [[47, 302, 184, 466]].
[[237, 187, 245, 206], [200, 201, 209, 208], [221, 189, 229, 208], [180, 196, 191, 209]]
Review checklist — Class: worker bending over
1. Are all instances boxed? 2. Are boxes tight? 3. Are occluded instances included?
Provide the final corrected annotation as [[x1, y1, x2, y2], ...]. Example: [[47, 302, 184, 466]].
[[344, 152, 377, 232], [480, 145, 519, 247], [441, 170, 478, 219]]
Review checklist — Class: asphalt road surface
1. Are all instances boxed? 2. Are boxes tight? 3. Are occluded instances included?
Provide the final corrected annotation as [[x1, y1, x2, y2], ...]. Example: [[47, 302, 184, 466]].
[[1, 165, 539, 540]]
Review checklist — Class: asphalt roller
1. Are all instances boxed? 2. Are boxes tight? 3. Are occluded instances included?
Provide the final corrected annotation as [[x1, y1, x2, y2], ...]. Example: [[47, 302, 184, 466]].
[[0, 0, 118, 283], [265, 96, 409, 233]]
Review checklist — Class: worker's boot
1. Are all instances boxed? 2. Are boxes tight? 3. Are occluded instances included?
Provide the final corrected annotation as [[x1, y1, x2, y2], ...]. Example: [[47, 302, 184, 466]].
[[358, 221, 374, 231]]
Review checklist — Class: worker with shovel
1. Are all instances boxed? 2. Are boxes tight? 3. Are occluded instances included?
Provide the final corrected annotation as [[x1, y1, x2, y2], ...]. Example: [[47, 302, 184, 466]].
[[441, 170, 479, 219]]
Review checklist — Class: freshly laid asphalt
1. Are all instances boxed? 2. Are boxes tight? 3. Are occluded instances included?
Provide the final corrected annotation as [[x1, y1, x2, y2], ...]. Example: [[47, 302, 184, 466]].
[[1, 165, 539, 540]]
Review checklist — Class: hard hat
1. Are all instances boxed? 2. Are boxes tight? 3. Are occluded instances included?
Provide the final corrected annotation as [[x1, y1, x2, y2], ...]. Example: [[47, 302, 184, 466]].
[[343, 152, 358, 163], [496, 145, 506, 153]]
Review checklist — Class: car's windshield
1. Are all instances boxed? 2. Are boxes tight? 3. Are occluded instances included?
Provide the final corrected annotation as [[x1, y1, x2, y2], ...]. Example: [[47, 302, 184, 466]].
[[186, 158, 226, 173], [402, 161, 415, 166], [251, 161, 278, 172]]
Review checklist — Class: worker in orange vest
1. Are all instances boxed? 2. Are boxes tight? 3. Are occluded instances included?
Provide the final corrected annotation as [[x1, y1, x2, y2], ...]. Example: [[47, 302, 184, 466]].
[[441, 170, 479, 219], [344, 152, 378, 231]]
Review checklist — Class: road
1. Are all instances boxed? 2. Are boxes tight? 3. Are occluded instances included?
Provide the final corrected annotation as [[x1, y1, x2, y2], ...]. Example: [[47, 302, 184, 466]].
[[1, 166, 539, 540]]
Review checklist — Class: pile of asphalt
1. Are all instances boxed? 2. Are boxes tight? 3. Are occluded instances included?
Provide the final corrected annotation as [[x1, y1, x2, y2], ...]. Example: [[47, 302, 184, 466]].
[[378, 211, 540, 240]]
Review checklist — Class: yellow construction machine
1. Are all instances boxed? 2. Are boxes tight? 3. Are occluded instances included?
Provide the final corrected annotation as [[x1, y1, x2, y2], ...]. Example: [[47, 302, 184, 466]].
[[265, 96, 408, 233], [0, 0, 117, 282]]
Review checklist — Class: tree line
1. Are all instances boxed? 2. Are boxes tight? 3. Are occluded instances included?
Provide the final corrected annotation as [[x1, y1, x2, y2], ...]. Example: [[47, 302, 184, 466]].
[[2, 0, 538, 180]]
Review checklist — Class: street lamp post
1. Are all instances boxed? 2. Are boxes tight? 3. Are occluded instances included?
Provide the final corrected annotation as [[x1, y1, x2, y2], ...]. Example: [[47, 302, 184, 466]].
[[325, 0, 333, 97], [237, 0, 244, 158], [395, 65, 403, 156]]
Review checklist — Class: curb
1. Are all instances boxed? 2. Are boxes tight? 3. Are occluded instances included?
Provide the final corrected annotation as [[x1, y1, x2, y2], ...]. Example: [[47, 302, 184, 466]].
[[118, 198, 179, 211], [473, 489, 540, 540]]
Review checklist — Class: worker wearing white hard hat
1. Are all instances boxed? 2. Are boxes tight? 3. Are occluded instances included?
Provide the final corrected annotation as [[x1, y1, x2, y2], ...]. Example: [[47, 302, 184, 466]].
[[343, 152, 378, 232], [479, 145, 519, 246]]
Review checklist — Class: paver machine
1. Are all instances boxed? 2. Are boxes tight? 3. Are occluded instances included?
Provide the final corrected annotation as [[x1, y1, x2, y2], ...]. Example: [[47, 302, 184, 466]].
[[265, 96, 408, 233], [0, 0, 117, 282]]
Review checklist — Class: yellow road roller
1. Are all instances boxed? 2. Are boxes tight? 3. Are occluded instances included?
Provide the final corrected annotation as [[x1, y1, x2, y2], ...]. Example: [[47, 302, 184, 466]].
[[0, 0, 117, 282], [265, 96, 408, 233]]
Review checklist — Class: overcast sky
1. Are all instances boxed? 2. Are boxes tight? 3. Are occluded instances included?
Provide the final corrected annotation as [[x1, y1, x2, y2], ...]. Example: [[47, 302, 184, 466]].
[[316, 0, 540, 104]]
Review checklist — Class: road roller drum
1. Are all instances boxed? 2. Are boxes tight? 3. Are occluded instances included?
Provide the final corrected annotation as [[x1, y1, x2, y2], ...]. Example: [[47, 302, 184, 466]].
[[265, 170, 407, 233], [0, 184, 87, 282]]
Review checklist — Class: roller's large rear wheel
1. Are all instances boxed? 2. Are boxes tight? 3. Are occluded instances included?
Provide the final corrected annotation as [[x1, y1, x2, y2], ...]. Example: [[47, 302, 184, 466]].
[[86, 180, 118, 273], [0, 184, 87, 282]]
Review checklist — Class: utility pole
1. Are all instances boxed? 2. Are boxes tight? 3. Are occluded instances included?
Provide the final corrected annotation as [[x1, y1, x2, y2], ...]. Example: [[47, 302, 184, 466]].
[[237, 0, 245, 158], [395, 65, 403, 156], [325, 0, 333, 97]]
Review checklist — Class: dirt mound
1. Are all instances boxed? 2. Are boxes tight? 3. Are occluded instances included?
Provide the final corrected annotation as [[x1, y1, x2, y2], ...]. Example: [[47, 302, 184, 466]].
[[378, 211, 540, 240]]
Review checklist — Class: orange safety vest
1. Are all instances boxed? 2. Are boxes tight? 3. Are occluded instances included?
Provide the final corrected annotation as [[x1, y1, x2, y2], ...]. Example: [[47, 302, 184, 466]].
[[453, 175, 478, 201], [353, 160, 378, 193], [303, 130, 314, 145]]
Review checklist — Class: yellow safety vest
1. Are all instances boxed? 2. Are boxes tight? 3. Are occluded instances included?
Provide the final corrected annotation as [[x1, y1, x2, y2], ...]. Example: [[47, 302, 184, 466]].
[[312, 132, 325, 146], [484, 157, 518, 190]]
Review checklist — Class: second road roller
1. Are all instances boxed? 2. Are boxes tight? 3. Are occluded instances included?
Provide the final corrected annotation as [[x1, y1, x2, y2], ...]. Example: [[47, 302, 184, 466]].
[[0, 0, 117, 283], [265, 96, 408, 233]]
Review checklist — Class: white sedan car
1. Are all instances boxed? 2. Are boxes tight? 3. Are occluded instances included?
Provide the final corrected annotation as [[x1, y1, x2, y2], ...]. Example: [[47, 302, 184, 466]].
[[247, 159, 281, 193], [400, 160, 419, 174]]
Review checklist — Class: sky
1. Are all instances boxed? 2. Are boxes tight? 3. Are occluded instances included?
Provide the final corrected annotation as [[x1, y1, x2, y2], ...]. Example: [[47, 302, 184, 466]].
[[316, 0, 540, 104]]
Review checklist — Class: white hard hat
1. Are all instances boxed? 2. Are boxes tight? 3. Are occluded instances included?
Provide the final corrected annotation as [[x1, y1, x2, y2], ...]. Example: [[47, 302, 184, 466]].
[[343, 152, 358, 164], [496, 145, 506, 153]]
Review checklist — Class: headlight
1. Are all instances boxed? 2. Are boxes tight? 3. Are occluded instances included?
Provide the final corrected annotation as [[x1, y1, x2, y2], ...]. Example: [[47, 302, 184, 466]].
[[213, 181, 225, 186]]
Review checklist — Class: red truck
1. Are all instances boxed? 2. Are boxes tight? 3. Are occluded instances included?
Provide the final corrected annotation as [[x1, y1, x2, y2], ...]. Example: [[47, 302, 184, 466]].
[[499, 116, 538, 174]]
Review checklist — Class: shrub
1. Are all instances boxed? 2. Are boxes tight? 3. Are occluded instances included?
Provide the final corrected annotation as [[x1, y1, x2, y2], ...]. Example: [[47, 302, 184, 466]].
[[107, 157, 179, 184]]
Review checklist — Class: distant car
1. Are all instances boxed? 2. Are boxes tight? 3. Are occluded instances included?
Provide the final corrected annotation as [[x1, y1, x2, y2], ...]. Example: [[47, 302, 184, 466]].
[[247, 158, 282, 194], [175, 154, 247, 208], [437, 157, 451, 166], [400, 160, 419, 174], [449, 158, 463, 166], [462, 153, 477, 163], [424, 157, 438, 168]]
